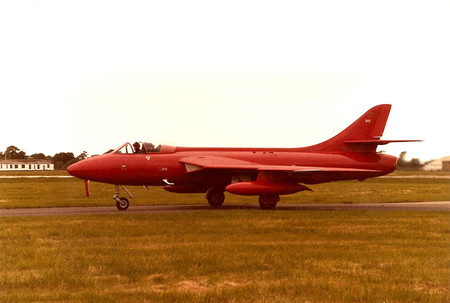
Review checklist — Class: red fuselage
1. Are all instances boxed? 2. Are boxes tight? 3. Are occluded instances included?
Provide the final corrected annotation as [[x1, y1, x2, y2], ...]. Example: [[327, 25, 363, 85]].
[[68, 146, 397, 187]]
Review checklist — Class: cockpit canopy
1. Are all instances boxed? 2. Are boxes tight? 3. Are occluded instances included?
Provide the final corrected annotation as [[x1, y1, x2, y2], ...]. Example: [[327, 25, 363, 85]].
[[112, 142, 176, 154]]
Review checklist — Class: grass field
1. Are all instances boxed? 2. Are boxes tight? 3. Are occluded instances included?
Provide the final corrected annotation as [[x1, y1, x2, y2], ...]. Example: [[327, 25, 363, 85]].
[[0, 171, 449, 209], [1, 211, 448, 302], [1, 171, 449, 302]]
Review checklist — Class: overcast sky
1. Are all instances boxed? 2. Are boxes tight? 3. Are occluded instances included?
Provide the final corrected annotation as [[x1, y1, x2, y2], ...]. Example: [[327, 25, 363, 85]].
[[1, 0, 449, 161]]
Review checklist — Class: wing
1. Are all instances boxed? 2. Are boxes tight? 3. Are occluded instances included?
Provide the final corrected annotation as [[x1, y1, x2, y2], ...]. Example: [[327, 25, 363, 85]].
[[179, 156, 382, 184]]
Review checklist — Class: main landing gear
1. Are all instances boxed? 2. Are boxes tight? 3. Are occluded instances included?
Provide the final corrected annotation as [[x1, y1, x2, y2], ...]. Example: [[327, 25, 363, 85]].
[[206, 187, 225, 208], [205, 187, 280, 210], [113, 185, 133, 211], [258, 195, 280, 210]]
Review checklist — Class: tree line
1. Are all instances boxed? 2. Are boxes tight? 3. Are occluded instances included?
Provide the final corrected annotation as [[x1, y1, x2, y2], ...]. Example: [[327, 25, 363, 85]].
[[1, 146, 89, 170], [395, 151, 428, 170]]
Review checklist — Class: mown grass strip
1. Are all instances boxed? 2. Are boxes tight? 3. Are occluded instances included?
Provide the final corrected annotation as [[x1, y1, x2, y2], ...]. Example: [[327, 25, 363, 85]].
[[1, 211, 448, 302]]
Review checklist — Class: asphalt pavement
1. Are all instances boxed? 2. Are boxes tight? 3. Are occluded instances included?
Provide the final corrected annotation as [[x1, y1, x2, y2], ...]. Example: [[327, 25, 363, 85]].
[[0, 202, 448, 217]]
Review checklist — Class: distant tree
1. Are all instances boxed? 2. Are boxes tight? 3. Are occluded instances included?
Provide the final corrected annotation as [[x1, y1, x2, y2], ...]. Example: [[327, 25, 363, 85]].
[[76, 151, 89, 161], [66, 158, 78, 168], [52, 152, 75, 163], [5, 146, 26, 159], [52, 152, 76, 169], [409, 158, 422, 170], [396, 151, 424, 170], [54, 161, 65, 170], [396, 151, 408, 169], [30, 153, 46, 159]]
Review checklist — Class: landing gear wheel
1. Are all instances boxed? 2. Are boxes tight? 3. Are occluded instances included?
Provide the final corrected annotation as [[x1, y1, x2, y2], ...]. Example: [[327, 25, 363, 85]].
[[206, 187, 225, 208], [259, 195, 279, 210], [116, 197, 129, 211]]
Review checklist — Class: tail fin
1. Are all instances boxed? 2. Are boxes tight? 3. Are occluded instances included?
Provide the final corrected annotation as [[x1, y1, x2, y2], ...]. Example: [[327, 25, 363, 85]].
[[305, 104, 393, 153]]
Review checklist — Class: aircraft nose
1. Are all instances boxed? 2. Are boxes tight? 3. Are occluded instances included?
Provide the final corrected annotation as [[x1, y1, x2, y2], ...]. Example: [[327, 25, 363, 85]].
[[67, 157, 98, 180], [67, 161, 84, 179], [67, 155, 119, 183]]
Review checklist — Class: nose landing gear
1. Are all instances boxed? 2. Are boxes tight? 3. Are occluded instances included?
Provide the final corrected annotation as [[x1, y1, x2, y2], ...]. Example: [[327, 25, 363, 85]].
[[115, 197, 130, 210], [113, 185, 133, 211]]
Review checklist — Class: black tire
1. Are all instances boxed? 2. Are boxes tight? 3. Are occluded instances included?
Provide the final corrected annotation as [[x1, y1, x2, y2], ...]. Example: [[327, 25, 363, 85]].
[[258, 195, 279, 210], [116, 197, 129, 211], [206, 187, 225, 208]]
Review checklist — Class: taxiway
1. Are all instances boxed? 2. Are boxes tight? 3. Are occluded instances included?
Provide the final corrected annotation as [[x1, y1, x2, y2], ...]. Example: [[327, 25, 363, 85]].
[[0, 202, 448, 217]]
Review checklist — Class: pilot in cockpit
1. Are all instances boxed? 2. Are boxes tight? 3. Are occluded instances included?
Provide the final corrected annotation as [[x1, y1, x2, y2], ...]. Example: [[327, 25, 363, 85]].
[[133, 142, 144, 154]]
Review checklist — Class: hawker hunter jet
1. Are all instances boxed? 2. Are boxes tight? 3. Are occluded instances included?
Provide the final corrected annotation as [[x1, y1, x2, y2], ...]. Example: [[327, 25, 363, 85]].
[[68, 104, 418, 210]]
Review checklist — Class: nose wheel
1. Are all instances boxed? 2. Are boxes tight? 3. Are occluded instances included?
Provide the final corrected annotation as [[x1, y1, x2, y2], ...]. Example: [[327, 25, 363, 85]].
[[116, 197, 130, 210], [113, 185, 133, 211]]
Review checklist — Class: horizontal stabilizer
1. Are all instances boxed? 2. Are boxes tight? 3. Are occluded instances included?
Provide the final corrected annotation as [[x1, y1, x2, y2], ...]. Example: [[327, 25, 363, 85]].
[[344, 140, 422, 145], [343, 139, 422, 152]]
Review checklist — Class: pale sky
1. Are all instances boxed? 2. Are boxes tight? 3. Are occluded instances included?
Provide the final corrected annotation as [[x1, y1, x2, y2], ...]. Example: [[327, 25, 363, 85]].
[[1, 0, 449, 161]]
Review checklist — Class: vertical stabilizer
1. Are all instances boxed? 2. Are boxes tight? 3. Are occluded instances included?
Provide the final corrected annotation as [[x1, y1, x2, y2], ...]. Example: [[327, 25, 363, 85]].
[[304, 104, 392, 153]]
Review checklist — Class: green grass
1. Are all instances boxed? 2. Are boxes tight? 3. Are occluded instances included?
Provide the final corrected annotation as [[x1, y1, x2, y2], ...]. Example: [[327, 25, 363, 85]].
[[1, 171, 448, 302], [1, 211, 448, 302], [389, 170, 450, 176], [0, 175, 449, 209], [0, 170, 71, 176]]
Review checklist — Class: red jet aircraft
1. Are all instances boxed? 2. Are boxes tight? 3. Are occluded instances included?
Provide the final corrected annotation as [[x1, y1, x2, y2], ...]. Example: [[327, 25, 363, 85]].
[[68, 104, 418, 210]]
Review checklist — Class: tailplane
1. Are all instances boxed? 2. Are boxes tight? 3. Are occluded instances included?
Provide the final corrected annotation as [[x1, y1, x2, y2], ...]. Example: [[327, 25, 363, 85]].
[[304, 104, 419, 153]]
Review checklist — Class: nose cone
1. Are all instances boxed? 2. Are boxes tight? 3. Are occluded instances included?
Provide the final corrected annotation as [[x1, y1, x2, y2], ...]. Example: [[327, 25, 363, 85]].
[[67, 160, 87, 179], [67, 156, 105, 180], [67, 154, 122, 184]]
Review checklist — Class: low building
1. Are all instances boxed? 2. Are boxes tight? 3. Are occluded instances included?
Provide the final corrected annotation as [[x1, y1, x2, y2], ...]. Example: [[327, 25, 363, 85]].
[[423, 156, 450, 171], [443, 161, 450, 172], [0, 159, 54, 171]]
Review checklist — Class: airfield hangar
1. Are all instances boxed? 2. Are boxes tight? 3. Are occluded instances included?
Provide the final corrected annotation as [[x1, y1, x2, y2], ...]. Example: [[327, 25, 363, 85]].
[[0, 159, 54, 171], [422, 156, 450, 171]]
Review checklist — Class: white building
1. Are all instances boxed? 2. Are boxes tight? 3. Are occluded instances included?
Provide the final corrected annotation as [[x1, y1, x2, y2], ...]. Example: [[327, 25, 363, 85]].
[[0, 159, 54, 171], [422, 156, 450, 171]]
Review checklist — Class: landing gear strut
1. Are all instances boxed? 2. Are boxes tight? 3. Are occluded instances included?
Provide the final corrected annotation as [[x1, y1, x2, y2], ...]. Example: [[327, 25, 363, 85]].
[[113, 185, 133, 211], [206, 187, 225, 208]]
